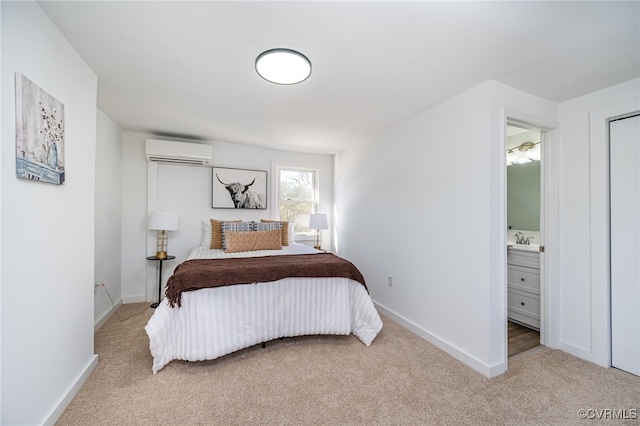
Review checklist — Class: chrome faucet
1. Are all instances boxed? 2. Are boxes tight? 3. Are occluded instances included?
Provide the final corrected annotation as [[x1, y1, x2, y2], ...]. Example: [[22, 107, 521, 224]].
[[525, 237, 534, 245], [514, 232, 526, 244]]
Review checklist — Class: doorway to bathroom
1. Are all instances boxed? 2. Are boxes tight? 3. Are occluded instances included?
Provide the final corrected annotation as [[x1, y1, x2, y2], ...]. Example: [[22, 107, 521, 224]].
[[506, 122, 543, 358]]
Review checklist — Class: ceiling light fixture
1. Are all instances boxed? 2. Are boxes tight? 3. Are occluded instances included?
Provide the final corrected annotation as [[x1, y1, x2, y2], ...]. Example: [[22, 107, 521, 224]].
[[506, 141, 541, 166], [255, 48, 311, 85]]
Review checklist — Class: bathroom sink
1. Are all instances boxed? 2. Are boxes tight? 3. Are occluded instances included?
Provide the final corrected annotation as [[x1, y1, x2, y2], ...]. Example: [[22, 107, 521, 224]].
[[507, 243, 540, 252]]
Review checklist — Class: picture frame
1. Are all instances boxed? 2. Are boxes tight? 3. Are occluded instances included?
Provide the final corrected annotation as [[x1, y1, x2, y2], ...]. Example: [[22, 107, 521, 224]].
[[212, 167, 267, 209], [15, 73, 66, 185]]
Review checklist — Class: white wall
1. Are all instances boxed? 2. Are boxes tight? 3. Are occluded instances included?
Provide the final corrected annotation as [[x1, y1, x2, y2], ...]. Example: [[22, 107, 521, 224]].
[[1, 2, 98, 424], [95, 110, 123, 328], [335, 80, 557, 377], [0, 3, 4, 422], [121, 132, 334, 302], [557, 78, 639, 367]]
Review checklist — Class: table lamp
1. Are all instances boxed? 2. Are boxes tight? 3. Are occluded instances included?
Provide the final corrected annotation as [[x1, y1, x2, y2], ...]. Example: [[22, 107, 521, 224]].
[[309, 213, 328, 250], [148, 210, 179, 259]]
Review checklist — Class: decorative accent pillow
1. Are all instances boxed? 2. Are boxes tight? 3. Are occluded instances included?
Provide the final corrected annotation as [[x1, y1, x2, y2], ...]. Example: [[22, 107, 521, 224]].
[[221, 221, 253, 250], [254, 221, 282, 232], [209, 219, 241, 249], [260, 219, 289, 246], [224, 229, 283, 253]]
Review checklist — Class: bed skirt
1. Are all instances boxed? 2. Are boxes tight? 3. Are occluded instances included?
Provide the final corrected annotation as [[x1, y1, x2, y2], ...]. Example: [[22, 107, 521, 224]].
[[145, 277, 383, 373]]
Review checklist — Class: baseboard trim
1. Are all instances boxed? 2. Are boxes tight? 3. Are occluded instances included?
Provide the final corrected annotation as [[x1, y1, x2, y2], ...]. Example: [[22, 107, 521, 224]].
[[123, 295, 146, 304], [94, 298, 123, 332], [42, 354, 98, 425], [374, 301, 506, 378], [558, 341, 605, 367]]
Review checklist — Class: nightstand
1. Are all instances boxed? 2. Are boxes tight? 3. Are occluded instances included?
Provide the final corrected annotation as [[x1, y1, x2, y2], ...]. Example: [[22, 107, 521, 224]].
[[147, 255, 175, 308]]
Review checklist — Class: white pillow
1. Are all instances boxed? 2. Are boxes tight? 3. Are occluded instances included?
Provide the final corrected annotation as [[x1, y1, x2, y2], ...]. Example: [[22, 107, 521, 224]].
[[200, 220, 211, 248], [288, 223, 295, 243]]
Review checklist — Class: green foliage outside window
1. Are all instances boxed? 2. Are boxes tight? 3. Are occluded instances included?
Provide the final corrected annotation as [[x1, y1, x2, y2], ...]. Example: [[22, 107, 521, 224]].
[[278, 168, 317, 233]]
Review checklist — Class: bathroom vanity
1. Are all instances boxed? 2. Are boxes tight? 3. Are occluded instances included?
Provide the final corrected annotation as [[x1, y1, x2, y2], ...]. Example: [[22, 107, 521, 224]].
[[507, 247, 540, 330]]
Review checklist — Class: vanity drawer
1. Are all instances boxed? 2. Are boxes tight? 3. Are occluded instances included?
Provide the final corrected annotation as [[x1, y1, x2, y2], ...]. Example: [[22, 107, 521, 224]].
[[508, 266, 540, 294], [508, 289, 540, 329], [507, 250, 540, 269], [508, 290, 540, 316]]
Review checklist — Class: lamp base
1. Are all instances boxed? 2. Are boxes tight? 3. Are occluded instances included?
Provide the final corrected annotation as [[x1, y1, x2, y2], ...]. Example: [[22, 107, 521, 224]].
[[155, 251, 167, 260], [314, 229, 323, 252]]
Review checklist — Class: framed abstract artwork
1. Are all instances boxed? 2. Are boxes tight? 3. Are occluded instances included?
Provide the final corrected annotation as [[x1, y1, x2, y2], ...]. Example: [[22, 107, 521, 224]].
[[212, 167, 267, 209], [15, 73, 66, 185]]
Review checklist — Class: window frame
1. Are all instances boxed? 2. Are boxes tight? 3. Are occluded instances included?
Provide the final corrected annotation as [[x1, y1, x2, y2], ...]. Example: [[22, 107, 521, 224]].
[[275, 165, 319, 238]]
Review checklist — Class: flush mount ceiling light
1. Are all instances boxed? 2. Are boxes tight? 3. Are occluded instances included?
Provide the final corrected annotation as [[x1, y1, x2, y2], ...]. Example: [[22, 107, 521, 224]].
[[255, 48, 311, 85]]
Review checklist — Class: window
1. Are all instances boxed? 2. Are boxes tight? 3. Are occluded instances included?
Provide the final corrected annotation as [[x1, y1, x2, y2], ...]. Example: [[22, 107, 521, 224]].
[[277, 167, 318, 234]]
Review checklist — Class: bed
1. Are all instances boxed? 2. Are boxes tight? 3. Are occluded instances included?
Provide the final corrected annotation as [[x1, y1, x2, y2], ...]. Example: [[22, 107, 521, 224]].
[[145, 223, 383, 373]]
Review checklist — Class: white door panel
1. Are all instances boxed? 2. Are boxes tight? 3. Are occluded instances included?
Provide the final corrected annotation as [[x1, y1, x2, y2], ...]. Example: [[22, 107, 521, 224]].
[[611, 113, 640, 376]]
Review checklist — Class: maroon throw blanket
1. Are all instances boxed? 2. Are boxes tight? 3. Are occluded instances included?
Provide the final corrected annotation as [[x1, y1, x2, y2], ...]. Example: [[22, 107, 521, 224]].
[[165, 253, 367, 307]]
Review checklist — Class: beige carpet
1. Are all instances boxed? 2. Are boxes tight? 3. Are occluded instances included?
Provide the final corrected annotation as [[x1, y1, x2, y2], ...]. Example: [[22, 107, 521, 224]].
[[57, 303, 639, 425]]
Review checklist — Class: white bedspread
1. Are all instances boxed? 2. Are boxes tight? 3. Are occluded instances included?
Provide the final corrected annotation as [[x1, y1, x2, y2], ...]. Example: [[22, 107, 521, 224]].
[[145, 244, 383, 373]]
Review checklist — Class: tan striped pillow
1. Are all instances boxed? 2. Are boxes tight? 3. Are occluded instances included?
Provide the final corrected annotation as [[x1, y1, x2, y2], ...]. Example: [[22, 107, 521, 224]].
[[260, 219, 289, 246], [209, 219, 241, 249], [224, 229, 283, 253]]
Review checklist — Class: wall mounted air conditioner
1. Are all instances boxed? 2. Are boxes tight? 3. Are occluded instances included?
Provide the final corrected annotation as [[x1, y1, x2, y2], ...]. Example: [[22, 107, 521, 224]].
[[145, 139, 213, 166]]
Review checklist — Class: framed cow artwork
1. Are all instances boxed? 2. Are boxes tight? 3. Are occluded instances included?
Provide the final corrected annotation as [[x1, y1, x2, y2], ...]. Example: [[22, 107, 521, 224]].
[[212, 167, 267, 209]]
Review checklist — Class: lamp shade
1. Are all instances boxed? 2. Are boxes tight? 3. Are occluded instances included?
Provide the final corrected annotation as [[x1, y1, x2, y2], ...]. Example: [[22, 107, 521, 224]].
[[309, 213, 328, 230], [148, 211, 179, 231]]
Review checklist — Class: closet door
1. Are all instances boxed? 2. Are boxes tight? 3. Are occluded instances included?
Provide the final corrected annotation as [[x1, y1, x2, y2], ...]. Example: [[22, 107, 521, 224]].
[[611, 113, 640, 376]]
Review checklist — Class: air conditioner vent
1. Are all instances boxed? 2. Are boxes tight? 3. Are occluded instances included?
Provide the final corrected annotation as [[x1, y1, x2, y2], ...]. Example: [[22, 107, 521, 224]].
[[145, 139, 213, 167], [147, 156, 208, 166]]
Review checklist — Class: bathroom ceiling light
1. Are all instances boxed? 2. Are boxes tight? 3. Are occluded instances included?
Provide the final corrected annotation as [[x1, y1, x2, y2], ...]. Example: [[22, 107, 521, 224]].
[[506, 141, 540, 166], [255, 48, 311, 85]]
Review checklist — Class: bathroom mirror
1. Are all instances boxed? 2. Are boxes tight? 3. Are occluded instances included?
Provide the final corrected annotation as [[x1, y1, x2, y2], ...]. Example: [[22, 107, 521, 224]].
[[507, 126, 540, 231]]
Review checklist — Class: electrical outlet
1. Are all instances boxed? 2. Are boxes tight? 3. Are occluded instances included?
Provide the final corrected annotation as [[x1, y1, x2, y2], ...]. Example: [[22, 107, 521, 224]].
[[388, 275, 394, 288]]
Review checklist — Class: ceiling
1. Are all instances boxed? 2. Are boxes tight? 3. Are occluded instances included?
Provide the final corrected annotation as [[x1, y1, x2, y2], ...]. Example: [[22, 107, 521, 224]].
[[38, 1, 639, 154]]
